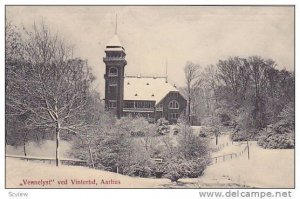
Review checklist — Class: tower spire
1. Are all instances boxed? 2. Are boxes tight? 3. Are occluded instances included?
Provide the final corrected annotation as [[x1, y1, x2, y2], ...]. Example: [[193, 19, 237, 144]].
[[115, 14, 118, 35]]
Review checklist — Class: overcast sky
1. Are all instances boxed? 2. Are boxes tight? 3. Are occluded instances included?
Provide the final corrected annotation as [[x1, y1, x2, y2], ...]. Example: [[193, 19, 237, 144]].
[[6, 6, 294, 96]]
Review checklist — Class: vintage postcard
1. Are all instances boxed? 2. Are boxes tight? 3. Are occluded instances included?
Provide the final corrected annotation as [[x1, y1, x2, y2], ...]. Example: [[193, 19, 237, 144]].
[[5, 5, 294, 189]]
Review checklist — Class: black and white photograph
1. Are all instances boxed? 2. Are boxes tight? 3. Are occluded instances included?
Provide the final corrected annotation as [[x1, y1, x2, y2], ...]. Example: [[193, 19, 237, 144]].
[[4, 5, 295, 190]]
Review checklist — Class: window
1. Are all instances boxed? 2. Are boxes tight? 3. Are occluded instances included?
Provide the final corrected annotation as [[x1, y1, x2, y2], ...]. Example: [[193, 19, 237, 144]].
[[134, 101, 153, 109], [156, 104, 163, 111], [168, 113, 178, 120], [124, 101, 134, 108], [109, 86, 117, 99], [109, 100, 117, 108], [108, 67, 118, 77], [168, 100, 179, 109], [109, 78, 117, 86]]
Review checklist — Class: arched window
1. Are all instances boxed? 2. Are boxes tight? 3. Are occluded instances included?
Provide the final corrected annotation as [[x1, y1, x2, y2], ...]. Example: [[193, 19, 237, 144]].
[[168, 100, 179, 109], [109, 67, 118, 76]]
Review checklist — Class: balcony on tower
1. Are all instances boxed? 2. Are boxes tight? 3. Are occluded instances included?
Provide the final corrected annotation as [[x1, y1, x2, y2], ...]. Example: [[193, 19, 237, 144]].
[[103, 56, 127, 64]]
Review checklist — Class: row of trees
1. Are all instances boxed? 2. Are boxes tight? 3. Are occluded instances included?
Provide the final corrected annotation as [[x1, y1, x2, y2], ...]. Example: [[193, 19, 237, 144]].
[[183, 56, 294, 147]]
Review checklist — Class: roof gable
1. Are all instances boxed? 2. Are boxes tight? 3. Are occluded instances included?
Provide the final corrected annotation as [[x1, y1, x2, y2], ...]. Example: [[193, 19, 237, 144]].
[[156, 90, 187, 105]]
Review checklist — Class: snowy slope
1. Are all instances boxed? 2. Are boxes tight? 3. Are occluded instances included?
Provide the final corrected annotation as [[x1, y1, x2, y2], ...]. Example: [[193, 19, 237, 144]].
[[5, 137, 294, 188], [6, 140, 72, 158], [205, 142, 294, 188]]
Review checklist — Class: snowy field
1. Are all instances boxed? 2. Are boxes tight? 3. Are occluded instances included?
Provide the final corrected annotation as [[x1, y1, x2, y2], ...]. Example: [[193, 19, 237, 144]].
[[206, 141, 294, 188], [6, 140, 72, 158], [6, 133, 294, 188]]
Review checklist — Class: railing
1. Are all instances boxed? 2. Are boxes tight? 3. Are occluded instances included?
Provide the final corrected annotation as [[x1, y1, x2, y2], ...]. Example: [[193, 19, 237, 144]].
[[123, 107, 155, 112], [213, 140, 252, 152], [209, 145, 249, 165], [6, 154, 86, 165], [103, 57, 127, 62]]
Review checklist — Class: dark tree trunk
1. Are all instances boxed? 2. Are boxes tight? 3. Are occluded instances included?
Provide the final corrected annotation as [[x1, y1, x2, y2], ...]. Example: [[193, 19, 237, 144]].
[[247, 140, 250, 160], [188, 96, 191, 124], [55, 122, 60, 167], [5, 127, 8, 146], [23, 132, 28, 157], [88, 144, 95, 168]]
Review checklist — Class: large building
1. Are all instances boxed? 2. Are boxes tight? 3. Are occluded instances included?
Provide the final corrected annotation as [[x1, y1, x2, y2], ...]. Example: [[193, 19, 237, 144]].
[[103, 34, 187, 123]]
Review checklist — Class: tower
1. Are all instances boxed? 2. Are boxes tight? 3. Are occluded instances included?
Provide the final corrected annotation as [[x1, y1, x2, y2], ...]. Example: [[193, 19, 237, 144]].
[[103, 34, 127, 118]]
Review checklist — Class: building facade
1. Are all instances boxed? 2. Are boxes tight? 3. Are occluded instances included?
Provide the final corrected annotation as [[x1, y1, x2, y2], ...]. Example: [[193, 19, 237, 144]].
[[103, 34, 187, 123]]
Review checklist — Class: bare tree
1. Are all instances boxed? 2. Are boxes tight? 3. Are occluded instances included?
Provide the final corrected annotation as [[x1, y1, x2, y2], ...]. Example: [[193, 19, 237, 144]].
[[6, 22, 96, 166], [217, 57, 252, 105], [184, 62, 200, 124], [248, 56, 274, 128], [203, 65, 219, 103]]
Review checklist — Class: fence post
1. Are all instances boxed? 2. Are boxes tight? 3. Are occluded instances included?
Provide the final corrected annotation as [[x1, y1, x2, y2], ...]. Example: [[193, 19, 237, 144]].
[[247, 140, 250, 160]]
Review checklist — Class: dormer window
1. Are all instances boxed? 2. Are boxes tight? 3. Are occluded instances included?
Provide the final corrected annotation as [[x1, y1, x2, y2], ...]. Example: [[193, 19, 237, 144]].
[[109, 67, 118, 77]]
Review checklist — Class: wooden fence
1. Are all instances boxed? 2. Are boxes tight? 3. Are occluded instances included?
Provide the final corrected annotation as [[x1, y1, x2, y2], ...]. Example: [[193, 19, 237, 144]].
[[6, 154, 86, 165], [214, 140, 253, 151], [210, 145, 249, 165]]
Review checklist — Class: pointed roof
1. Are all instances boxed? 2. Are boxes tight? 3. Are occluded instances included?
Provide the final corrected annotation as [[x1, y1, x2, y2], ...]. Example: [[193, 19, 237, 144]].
[[107, 34, 122, 47], [105, 34, 125, 52]]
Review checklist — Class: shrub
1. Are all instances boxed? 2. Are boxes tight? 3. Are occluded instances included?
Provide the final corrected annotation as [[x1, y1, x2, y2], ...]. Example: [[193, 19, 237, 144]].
[[163, 157, 185, 182], [70, 115, 211, 180], [117, 116, 150, 137], [230, 130, 257, 142], [156, 118, 170, 135], [163, 157, 208, 182], [121, 146, 156, 177], [258, 122, 294, 149], [258, 132, 294, 149], [162, 124, 211, 182]]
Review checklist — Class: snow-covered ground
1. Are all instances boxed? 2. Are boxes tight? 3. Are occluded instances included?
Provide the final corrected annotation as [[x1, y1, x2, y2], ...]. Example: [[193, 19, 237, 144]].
[[6, 140, 72, 158], [6, 158, 170, 188], [6, 133, 294, 188], [206, 141, 294, 188]]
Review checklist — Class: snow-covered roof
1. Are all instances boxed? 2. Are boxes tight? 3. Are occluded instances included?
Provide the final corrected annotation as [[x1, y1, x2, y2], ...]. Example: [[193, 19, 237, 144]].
[[124, 76, 179, 104], [105, 34, 125, 52], [106, 34, 122, 47]]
